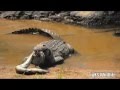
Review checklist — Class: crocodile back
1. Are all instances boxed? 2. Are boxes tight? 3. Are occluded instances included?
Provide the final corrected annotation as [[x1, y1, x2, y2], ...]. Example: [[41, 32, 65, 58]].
[[37, 40, 73, 58]]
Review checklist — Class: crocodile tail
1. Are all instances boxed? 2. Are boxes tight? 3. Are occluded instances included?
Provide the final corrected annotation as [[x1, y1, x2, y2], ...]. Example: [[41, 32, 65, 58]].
[[41, 28, 61, 40], [11, 28, 62, 40]]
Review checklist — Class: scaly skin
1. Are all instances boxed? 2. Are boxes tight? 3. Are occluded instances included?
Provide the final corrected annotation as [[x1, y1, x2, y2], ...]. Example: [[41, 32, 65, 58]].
[[15, 28, 74, 74]]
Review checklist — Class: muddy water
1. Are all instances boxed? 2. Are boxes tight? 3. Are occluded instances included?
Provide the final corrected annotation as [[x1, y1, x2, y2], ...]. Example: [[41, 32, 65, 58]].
[[0, 19, 120, 70]]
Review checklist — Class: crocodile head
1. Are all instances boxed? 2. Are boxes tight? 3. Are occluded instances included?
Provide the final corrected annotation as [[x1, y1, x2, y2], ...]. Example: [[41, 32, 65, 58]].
[[31, 44, 46, 66], [31, 50, 45, 66]]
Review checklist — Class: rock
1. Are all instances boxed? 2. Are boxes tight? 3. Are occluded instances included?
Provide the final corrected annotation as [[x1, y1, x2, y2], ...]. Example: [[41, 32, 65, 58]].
[[0, 11, 16, 19], [1, 11, 120, 27], [19, 11, 34, 19]]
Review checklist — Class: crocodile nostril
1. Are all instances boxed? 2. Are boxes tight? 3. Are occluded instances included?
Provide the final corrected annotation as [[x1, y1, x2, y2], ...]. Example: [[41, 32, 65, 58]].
[[43, 45, 46, 47]]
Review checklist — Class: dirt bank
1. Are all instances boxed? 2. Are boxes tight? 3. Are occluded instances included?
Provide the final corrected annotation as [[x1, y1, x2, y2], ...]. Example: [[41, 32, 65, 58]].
[[0, 65, 120, 79]]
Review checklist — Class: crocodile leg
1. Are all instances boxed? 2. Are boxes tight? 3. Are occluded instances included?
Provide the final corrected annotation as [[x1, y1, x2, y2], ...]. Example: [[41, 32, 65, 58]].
[[54, 56, 64, 63]]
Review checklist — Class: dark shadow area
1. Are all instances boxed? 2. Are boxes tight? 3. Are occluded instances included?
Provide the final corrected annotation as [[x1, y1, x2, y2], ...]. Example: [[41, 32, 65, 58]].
[[79, 24, 120, 37], [113, 29, 120, 37], [82, 24, 120, 30], [39, 60, 64, 69], [16, 70, 48, 75]]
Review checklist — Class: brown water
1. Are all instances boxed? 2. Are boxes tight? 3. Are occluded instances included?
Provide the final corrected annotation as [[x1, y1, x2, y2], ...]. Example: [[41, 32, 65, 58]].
[[0, 19, 120, 70]]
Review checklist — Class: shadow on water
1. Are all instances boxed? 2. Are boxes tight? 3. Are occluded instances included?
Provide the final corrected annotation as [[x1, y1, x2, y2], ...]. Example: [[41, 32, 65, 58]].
[[81, 24, 120, 37]]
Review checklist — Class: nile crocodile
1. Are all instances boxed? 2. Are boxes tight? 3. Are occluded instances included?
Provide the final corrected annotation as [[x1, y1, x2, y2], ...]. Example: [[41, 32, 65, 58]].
[[14, 28, 75, 74]]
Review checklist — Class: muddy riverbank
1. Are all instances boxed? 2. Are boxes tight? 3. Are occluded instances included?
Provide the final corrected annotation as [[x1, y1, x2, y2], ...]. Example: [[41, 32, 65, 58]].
[[0, 19, 120, 78]]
